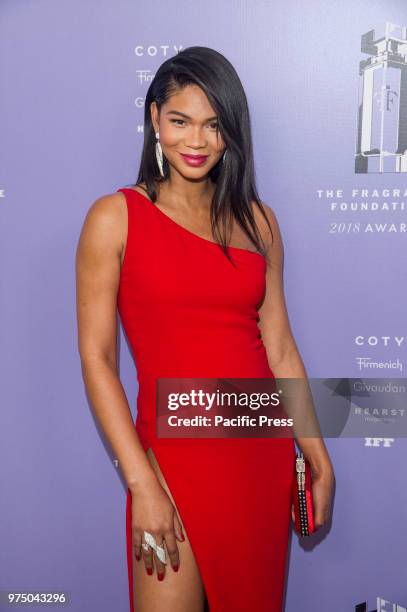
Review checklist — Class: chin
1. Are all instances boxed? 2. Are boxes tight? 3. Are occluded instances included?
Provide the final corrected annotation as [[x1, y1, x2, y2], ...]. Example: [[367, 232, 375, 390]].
[[173, 164, 211, 179]]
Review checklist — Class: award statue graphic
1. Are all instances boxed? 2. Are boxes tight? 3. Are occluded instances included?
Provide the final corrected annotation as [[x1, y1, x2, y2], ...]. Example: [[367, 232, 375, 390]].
[[355, 22, 407, 173]]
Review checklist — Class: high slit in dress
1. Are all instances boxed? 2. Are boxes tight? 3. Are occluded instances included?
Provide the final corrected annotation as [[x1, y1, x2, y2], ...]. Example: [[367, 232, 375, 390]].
[[116, 187, 296, 612]]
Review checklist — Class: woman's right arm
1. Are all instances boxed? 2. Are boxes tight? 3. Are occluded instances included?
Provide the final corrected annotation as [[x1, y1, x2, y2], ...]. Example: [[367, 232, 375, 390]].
[[75, 193, 156, 492], [75, 194, 183, 577]]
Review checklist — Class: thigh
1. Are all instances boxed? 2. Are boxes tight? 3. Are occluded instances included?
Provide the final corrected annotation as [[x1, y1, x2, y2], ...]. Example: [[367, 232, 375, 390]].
[[133, 447, 206, 612]]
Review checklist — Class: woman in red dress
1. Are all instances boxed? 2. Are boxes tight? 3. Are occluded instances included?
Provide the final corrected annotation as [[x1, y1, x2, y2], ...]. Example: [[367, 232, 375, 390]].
[[76, 46, 334, 611]]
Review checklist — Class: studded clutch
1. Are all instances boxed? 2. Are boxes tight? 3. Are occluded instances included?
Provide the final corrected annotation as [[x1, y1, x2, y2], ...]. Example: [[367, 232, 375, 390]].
[[292, 451, 315, 536]]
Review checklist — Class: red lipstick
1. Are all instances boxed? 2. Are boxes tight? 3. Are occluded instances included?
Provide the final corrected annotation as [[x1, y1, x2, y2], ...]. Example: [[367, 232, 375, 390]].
[[179, 153, 208, 167]]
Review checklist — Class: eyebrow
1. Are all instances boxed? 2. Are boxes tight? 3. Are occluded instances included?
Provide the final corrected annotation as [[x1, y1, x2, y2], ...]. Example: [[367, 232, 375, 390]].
[[165, 110, 218, 121]]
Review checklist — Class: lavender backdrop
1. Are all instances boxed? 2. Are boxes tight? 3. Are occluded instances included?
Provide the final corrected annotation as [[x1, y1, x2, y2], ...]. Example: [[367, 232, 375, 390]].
[[1, 1, 406, 611]]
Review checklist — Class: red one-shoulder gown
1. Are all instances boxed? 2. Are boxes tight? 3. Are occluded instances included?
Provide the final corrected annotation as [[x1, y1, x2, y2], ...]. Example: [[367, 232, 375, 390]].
[[116, 187, 295, 612]]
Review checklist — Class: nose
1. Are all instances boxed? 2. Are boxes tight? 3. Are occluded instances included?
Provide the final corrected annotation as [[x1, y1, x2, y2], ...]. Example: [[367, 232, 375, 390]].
[[184, 125, 208, 149]]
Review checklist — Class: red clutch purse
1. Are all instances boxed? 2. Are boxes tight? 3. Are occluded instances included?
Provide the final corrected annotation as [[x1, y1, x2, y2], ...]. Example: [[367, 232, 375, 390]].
[[292, 451, 315, 536]]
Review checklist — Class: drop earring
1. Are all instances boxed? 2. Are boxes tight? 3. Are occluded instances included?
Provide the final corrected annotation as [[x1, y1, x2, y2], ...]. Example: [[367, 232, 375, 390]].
[[155, 131, 165, 178], [222, 150, 227, 165]]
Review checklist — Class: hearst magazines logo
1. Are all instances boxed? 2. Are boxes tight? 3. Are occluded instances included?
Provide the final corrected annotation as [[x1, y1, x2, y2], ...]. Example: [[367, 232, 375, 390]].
[[355, 22, 407, 174]]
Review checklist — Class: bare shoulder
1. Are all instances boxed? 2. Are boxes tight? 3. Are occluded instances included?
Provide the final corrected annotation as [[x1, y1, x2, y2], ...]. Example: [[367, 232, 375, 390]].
[[83, 191, 127, 228], [76, 191, 127, 264]]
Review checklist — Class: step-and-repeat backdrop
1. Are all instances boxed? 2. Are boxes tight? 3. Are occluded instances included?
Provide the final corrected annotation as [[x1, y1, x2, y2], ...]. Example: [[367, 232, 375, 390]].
[[1, 1, 406, 611]]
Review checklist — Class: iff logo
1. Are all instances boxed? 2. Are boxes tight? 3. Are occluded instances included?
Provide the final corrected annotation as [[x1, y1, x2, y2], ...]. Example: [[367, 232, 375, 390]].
[[355, 598, 406, 611]]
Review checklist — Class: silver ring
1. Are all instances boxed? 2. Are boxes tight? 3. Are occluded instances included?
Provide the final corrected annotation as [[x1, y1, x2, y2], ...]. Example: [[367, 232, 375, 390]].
[[155, 543, 167, 565], [143, 531, 167, 564], [143, 531, 154, 545]]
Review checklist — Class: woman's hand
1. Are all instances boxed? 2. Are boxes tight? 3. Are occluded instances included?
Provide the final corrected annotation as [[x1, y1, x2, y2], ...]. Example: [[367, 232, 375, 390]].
[[291, 465, 335, 532], [131, 477, 185, 580], [310, 467, 335, 530]]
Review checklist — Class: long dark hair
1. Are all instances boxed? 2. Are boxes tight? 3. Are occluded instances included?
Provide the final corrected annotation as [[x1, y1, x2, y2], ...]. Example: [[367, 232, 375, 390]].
[[133, 45, 273, 265]]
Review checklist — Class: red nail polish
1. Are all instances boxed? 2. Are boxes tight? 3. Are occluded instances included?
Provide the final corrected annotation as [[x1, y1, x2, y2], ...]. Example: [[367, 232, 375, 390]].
[[135, 554, 141, 561], [147, 568, 153, 575], [173, 564, 179, 572], [181, 534, 185, 541], [158, 573, 164, 581]]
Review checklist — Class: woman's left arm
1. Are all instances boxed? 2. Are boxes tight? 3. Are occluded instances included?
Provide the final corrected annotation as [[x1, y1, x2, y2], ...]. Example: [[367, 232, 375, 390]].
[[255, 202, 335, 529]]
